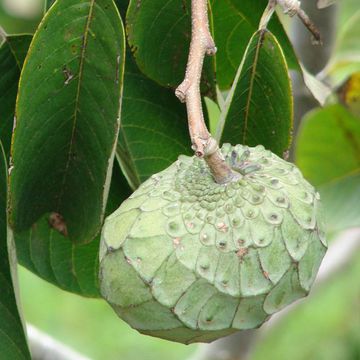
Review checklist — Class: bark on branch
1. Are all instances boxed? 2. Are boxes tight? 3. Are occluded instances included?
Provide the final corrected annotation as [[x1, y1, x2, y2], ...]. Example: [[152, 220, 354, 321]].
[[175, 0, 237, 184]]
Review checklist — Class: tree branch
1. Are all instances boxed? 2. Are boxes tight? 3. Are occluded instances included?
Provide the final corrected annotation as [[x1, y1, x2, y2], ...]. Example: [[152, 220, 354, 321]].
[[277, 0, 321, 43], [289, 0, 337, 155], [175, 0, 237, 184], [260, 0, 321, 44]]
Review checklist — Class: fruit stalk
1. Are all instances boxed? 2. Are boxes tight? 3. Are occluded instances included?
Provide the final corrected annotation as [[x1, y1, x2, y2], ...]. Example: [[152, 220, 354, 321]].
[[175, 0, 236, 184]]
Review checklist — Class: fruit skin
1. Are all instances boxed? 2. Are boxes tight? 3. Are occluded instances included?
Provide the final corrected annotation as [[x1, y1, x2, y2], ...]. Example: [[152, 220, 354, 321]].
[[99, 144, 327, 344]]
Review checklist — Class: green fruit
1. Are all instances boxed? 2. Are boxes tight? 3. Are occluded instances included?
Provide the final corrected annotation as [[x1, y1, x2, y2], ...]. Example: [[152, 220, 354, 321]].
[[99, 144, 327, 344]]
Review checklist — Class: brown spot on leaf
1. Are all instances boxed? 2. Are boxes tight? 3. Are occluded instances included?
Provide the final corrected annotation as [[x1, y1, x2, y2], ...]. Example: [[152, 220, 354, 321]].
[[49, 212, 68, 236]]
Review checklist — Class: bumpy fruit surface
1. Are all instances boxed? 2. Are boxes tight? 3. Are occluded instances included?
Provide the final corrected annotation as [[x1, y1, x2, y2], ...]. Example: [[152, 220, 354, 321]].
[[99, 144, 327, 344]]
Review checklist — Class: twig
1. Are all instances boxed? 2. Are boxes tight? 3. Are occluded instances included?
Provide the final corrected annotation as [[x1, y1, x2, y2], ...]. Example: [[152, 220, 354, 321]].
[[175, 0, 237, 184], [277, 0, 322, 43], [260, 0, 321, 44]]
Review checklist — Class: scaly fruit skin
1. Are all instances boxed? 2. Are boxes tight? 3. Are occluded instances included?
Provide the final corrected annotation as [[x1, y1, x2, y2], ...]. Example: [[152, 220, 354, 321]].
[[99, 144, 327, 344]]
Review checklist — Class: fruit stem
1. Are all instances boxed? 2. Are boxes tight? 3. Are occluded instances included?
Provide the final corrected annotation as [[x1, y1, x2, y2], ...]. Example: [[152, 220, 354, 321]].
[[175, 0, 237, 184]]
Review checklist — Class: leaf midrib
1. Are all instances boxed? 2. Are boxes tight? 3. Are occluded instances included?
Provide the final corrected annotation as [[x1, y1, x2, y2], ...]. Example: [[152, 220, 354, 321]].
[[56, 0, 96, 210], [6, 41, 22, 71], [242, 31, 264, 143]]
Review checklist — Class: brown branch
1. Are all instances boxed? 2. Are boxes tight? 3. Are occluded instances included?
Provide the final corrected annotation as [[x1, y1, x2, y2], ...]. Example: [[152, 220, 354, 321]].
[[276, 0, 322, 43], [175, 0, 237, 184]]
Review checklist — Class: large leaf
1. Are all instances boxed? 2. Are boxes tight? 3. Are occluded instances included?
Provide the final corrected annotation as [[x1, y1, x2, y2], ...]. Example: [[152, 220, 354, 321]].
[[216, 30, 293, 157], [211, 0, 298, 89], [320, 171, 360, 234], [0, 35, 31, 158], [9, 0, 125, 244], [338, 0, 359, 28], [0, 142, 30, 359], [117, 52, 191, 189], [295, 105, 360, 234], [126, 0, 216, 98], [295, 105, 360, 186], [15, 163, 132, 298]]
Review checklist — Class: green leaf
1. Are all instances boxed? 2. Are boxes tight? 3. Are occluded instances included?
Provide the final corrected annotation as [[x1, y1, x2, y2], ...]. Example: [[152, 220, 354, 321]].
[[0, 142, 31, 359], [295, 104, 360, 234], [327, 10, 360, 85], [295, 104, 360, 186], [0, 35, 31, 158], [44, 0, 56, 12], [205, 97, 221, 135], [126, 0, 216, 98], [9, 0, 125, 244], [15, 163, 132, 297], [117, 52, 191, 189], [320, 171, 360, 234], [338, 0, 359, 29], [337, 9, 360, 55], [211, 0, 298, 89], [216, 30, 293, 157]]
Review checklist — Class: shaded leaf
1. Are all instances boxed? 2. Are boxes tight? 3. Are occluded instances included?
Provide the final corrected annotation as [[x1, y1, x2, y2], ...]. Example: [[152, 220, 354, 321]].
[[301, 64, 332, 107], [296, 104, 360, 235], [317, 0, 337, 9], [211, 0, 298, 89], [126, 0, 216, 97], [15, 163, 132, 297], [44, 0, 56, 12], [217, 30, 293, 157], [0, 35, 31, 158], [204, 97, 221, 135], [0, 142, 31, 359], [338, 0, 359, 28], [114, 0, 129, 19], [9, 0, 125, 244], [117, 52, 191, 188], [326, 10, 360, 85], [295, 104, 360, 186], [320, 171, 360, 234]]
